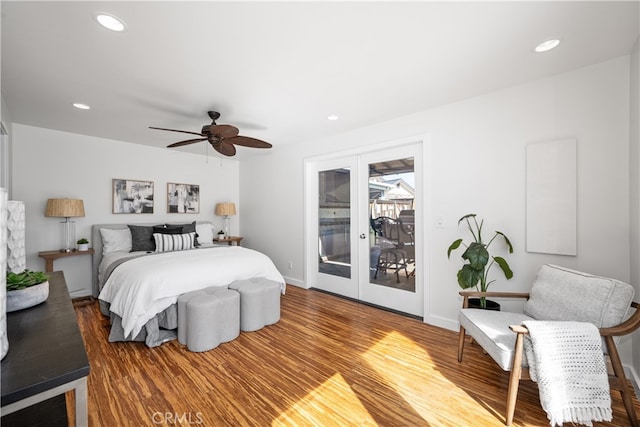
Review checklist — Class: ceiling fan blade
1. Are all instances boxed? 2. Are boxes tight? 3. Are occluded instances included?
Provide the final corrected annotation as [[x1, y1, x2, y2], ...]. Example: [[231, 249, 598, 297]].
[[212, 141, 236, 157], [209, 124, 239, 139], [227, 135, 273, 149], [149, 126, 204, 137], [167, 138, 207, 148]]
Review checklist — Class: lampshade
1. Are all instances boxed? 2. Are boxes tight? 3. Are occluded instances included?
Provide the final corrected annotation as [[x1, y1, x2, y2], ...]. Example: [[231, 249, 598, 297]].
[[215, 202, 236, 217], [45, 198, 85, 218]]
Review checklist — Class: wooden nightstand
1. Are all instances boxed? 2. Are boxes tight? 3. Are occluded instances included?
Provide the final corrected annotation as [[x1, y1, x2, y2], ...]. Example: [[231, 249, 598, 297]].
[[214, 236, 243, 246], [38, 249, 95, 273]]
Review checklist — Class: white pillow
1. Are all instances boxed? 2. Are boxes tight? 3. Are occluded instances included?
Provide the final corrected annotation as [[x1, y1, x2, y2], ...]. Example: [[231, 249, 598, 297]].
[[154, 232, 196, 252], [100, 228, 132, 255], [195, 222, 214, 246]]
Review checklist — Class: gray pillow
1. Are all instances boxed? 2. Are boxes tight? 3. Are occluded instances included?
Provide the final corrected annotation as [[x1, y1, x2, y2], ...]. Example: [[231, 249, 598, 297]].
[[153, 225, 183, 235], [523, 264, 635, 327], [166, 221, 198, 246], [128, 225, 157, 252]]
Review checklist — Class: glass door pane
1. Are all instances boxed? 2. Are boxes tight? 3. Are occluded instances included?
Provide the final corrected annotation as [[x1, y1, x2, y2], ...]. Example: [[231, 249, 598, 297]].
[[318, 168, 351, 278], [368, 158, 415, 292], [359, 142, 423, 317]]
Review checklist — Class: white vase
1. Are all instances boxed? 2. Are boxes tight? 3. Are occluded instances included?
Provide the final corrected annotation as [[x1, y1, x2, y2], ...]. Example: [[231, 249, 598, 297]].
[[0, 188, 9, 359], [77, 243, 89, 251], [7, 200, 26, 273]]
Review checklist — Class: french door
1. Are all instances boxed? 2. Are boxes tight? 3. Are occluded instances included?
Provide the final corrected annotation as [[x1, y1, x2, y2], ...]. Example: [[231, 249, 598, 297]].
[[305, 143, 423, 317]]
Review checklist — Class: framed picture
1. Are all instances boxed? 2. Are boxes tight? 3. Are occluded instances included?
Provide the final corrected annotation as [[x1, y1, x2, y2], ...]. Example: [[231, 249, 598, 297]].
[[112, 179, 154, 214], [167, 182, 199, 213]]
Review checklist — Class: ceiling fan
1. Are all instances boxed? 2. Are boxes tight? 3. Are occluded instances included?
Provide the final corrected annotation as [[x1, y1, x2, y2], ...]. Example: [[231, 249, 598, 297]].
[[150, 111, 272, 157]]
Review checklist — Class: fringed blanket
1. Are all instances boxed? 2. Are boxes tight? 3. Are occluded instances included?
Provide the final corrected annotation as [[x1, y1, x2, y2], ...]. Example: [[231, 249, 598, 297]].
[[523, 320, 612, 427]]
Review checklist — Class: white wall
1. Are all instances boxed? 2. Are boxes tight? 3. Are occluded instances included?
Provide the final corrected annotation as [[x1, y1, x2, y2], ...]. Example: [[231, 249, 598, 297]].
[[629, 37, 640, 381], [241, 56, 634, 365], [11, 124, 239, 297], [1, 92, 14, 198]]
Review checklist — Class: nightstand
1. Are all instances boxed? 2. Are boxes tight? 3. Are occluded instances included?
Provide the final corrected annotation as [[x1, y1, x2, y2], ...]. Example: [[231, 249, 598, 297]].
[[214, 236, 243, 246], [38, 249, 95, 273]]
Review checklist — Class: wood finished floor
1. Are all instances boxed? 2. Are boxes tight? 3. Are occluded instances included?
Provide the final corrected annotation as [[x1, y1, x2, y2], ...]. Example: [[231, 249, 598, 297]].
[[74, 285, 640, 426]]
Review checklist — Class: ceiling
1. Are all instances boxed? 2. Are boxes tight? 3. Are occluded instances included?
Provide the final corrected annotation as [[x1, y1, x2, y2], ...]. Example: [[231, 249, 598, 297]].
[[2, 1, 638, 159]]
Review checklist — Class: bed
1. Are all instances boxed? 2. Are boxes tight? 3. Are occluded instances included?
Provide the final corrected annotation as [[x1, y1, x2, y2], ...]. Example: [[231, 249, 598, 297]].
[[91, 221, 285, 347]]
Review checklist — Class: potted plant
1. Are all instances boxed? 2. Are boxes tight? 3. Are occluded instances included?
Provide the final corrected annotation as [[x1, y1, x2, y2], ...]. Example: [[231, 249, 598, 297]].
[[447, 214, 514, 309], [77, 238, 89, 251], [217, 230, 225, 240], [6, 270, 49, 312]]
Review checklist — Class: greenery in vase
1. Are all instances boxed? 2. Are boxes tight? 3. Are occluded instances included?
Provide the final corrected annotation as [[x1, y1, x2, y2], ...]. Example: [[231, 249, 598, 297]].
[[77, 238, 89, 244], [6, 270, 48, 291], [447, 214, 514, 308]]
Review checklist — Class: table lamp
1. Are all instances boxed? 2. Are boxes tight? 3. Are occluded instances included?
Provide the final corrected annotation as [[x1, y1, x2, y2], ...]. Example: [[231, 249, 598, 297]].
[[45, 198, 85, 252], [215, 202, 236, 239]]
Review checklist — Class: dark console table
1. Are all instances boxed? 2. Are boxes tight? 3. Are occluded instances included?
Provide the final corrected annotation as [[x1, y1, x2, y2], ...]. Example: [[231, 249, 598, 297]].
[[1, 271, 90, 426]]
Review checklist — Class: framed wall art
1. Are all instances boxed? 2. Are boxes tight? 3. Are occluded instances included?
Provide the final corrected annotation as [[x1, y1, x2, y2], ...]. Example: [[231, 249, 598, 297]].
[[167, 182, 199, 213], [112, 179, 154, 214]]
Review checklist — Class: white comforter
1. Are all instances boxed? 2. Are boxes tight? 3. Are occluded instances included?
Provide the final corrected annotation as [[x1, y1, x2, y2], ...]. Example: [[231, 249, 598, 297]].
[[98, 246, 285, 339]]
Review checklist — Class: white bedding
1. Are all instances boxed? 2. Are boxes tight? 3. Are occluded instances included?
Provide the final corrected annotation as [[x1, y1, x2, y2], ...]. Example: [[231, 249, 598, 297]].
[[98, 250, 148, 287], [98, 246, 285, 339]]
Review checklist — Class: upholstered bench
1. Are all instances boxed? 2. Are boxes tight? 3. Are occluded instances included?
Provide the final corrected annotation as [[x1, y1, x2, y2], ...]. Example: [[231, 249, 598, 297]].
[[177, 287, 240, 352], [229, 278, 281, 332]]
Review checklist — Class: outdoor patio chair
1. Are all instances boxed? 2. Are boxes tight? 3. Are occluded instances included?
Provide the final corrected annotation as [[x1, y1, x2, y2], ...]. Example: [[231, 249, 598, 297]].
[[371, 216, 408, 283]]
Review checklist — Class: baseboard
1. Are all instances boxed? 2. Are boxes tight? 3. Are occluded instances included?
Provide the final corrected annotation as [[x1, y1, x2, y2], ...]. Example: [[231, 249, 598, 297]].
[[282, 275, 306, 288], [423, 314, 458, 332], [69, 288, 92, 299]]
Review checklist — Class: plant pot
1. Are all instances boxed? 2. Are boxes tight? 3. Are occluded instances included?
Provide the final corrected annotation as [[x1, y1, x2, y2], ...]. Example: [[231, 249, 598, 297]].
[[6, 281, 49, 312], [468, 297, 501, 311], [77, 243, 89, 251]]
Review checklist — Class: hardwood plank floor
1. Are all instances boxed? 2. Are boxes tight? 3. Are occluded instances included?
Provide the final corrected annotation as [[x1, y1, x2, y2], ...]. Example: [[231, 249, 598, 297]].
[[74, 285, 640, 426]]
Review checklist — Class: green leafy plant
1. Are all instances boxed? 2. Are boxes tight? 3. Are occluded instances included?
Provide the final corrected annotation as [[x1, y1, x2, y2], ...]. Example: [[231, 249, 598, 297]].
[[77, 238, 89, 244], [6, 270, 48, 291], [447, 214, 514, 308], [217, 230, 224, 235]]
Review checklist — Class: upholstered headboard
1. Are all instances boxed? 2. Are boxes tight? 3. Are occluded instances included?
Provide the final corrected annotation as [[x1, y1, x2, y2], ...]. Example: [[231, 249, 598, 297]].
[[91, 221, 213, 297]]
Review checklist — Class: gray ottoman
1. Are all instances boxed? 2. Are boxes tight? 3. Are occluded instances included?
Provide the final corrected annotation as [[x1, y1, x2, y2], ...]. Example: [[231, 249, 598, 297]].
[[229, 278, 281, 332], [182, 288, 240, 352], [262, 280, 281, 326], [177, 289, 207, 345], [209, 289, 240, 343]]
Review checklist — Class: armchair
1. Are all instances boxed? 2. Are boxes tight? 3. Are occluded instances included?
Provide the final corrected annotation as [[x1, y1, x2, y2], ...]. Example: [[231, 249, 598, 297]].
[[457, 264, 640, 426]]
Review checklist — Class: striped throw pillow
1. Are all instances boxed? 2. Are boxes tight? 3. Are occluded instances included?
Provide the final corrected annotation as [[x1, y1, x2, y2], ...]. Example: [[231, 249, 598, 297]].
[[153, 232, 196, 252]]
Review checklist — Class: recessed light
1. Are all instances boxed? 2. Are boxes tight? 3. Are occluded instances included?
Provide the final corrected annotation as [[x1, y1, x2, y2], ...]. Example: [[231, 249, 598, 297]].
[[94, 13, 126, 32], [327, 114, 339, 121], [73, 103, 91, 110], [534, 39, 560, 53]]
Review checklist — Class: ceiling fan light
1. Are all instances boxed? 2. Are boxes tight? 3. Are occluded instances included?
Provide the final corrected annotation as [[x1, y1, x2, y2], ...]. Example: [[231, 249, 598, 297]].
[[72, 103, 91, 110], [534, 39, 560, 53], [95, 13, 126, 32]]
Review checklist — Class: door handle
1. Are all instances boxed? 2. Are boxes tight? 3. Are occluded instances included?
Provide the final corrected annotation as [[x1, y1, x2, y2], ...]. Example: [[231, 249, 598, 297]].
[[360, 233, 366, 239]]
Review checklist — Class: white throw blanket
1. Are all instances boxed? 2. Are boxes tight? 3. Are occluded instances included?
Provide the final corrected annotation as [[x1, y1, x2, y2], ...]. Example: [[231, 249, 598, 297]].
[[522, 320, 612, 427]]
